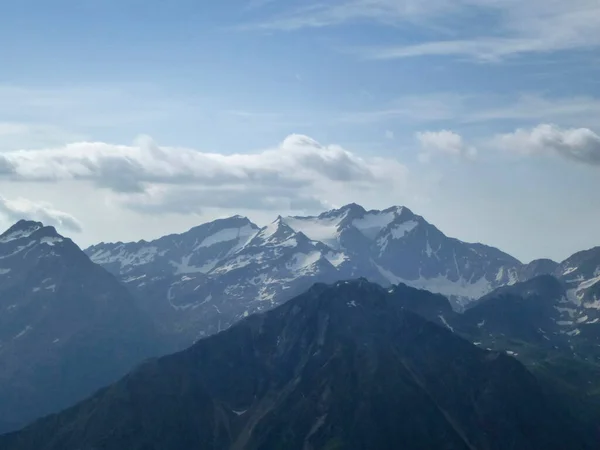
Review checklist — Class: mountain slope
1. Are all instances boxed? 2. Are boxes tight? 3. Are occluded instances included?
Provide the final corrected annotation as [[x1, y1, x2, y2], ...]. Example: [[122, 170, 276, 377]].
[[555, 247, 600, 307], [0, 280, 593, 450], [0, 221, 164, 432], [85, 204, 525, 342]]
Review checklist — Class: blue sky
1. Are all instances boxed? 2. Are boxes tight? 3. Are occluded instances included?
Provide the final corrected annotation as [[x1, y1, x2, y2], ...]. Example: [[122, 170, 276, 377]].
[[1, 0, 599, 262]]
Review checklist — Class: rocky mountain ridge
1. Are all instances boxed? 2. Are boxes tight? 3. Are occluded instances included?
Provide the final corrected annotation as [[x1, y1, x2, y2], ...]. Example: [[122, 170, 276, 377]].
[[86, 204, 538, 341]]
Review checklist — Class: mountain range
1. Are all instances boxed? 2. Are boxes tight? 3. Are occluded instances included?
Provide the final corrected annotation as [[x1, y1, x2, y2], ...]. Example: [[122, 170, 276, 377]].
[[85, 204, 600, 344], [1, 279, 595, 450], [1, 203, 599, 438]]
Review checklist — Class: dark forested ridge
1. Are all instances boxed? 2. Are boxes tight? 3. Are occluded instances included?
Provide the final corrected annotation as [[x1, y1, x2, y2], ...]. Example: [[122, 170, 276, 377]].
[[1, 279, 595, 450]]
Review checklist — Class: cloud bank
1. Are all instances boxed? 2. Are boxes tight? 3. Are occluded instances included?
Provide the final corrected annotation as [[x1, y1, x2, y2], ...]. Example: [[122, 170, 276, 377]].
[[0, 196, 82, 233], [416, 130, 477, 163], [495, 124, 600, 166], [0, 134, 409, 215]]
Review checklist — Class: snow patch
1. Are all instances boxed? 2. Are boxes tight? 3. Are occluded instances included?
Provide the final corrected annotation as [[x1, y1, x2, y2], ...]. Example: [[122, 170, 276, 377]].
[[0, 225, 41, 243], [212, 255, 253, 274], [0, 241, 36, 260], [123, 274, 147, 283], [353, 211, 396, 240], [579, 274, 600, 291], [196, 225, 256, 249], [495, 266, 505, 282], [438, 315, 454, 332], [170, 254, 206, 275], [566, 288, 582, 306], [90, 245, 159, 271], [375, 263, 492, 300], [377, 220, 418, 253], [425, 240, 433, 258], [287, 251, 321, 274], [324, 251, 347, 268], [279, 238, 298, 248], [555, 306, 577, 318], [13, 325, 32, 340], [389, 220, 418, 239], [282, 216, 342, 249], [257, 219, 286, 243], [40, 236, 64, 246]]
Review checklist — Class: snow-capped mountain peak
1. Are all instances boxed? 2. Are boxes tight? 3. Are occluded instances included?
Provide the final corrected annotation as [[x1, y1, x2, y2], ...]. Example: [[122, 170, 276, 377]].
[[0, 220, 44, 244], [87, 215, 261, 277], [0, 221, 75, 274], [83, 203, 598, 341]]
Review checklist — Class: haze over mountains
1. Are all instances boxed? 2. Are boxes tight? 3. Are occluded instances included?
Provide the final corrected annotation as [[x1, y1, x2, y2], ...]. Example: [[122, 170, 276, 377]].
[[1, 203, 600, 443], [0, 220, 165, 433]]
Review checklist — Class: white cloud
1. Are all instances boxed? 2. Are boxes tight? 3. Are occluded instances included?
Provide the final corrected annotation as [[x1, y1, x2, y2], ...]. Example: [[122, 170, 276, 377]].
[[336, 94, 600, 131], [356, 38, 546, 62], [385, 130, 395, 140], [416, 130, 477, 163], [494, 124, 600, 165], [0, 195, 82, 233], [244, 0, 464, 31], [247, 0, 600, 61], [0, 134, 409, 215]]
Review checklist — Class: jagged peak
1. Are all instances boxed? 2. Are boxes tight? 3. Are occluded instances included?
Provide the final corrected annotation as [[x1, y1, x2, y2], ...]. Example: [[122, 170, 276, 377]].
[[254, 216, 295, 242], [186, 215, 257, 236], [0, 220, 63, 245], [382, 205, 417, 221], [318, 203, 366, 220]]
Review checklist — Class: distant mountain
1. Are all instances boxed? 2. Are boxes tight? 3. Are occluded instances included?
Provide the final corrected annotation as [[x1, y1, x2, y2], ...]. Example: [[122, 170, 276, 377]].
[[86, 204, 525, 342], [1, 279, 592, 450], [517, 258, 559, 281], [461, 276, 579, 351], [555, 247, 600, 306], [0, 220, 164, 433]]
